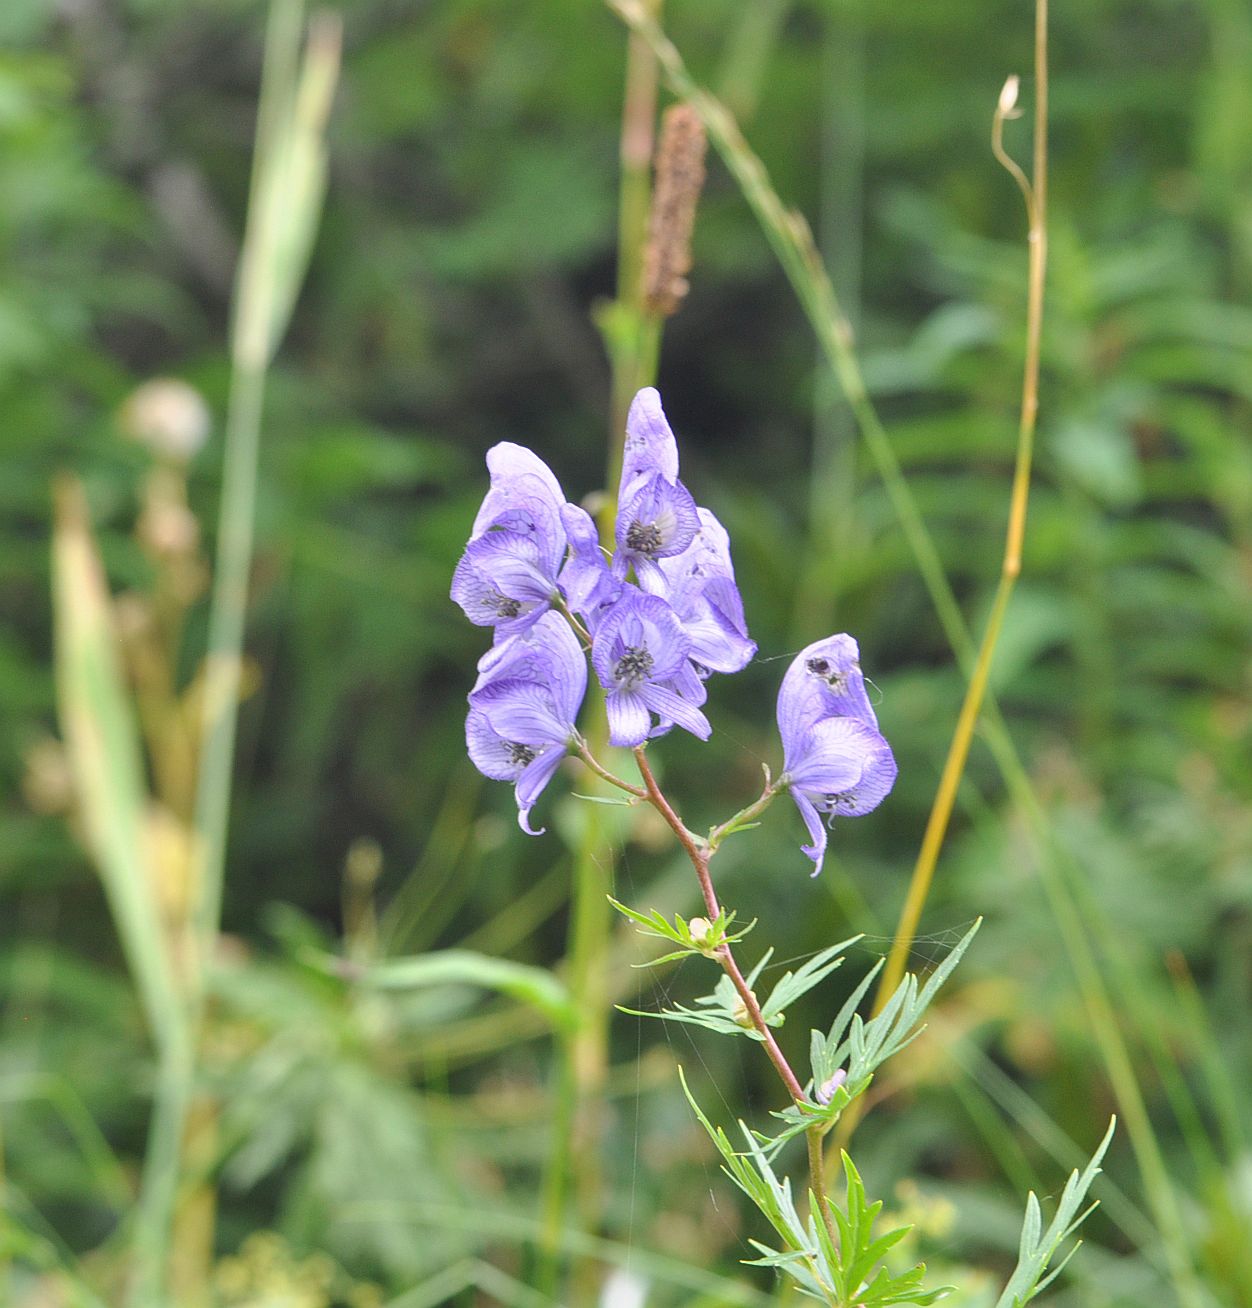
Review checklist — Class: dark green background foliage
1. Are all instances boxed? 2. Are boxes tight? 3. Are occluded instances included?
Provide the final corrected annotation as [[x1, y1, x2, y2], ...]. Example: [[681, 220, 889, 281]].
[[2, 0, 1251, 1303]]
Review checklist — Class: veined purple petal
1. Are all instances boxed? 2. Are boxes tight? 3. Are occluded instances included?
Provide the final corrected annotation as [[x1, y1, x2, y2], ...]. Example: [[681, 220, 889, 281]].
[[466, 708, 540, 782], [790, 788, 830, 877], [605, 686, 651, 747], [640, 682, 711, 740], [451, 549, 544, 634], [777, 634, 878, 747], [808, 731, 897, 819], [558, 502, 621, 621], [474, 443, 565, 529], [655, 509, 756, 677], [784, 716, 880, 794], [470, 678, 575, 747], [477, 497, 567, 578], [486, 443, 564, 505], [682, 609, 758, 676], [472, 613, 587, 723], [591, 590, 691, 688], [621, 387, 680, 497], [659, 507, 737, 590]]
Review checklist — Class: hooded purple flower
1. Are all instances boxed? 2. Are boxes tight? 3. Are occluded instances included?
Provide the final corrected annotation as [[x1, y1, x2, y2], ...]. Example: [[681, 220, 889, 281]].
[[591, 590, 710, 748], [467, 613, 586, 833], [613, 389, 700, 586], [777, 635, 896, 875], [451, 444, 568, 636]]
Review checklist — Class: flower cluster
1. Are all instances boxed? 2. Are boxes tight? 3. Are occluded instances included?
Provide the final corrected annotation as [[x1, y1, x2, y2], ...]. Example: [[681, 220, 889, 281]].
[[776, 634, 898, 876], [452, 388, 756, 830], [451, 387, 895, 867]]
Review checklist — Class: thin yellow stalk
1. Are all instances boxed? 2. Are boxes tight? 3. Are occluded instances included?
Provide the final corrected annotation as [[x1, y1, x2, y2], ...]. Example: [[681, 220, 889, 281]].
[[875, 52, 1048, 1023]]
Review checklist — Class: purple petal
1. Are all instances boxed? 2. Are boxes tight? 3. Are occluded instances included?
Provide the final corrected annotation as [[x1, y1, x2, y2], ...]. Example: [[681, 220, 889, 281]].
[[451, 550, 543, 633], [515, 748, 566, 835], [473, 444, 567, 554], [470, 678, 573, 746], [784, 716, 884, 793], [615, 474, 700, 569], [790, 789, 829, 878], [591, 590, 691, 688], [605, 687, 651, 748], [777, 634, 878, 745], [621, 387, 680, 497], [558, 503, 622, 620], [812, 731, 897, 818], [463, 530, 557, 603], [681, 605, 757, 676], [473, 614, 587, 724], [485, 443, 564, 504], [640, 682, 711, 740], [465, 709, 530, 782]]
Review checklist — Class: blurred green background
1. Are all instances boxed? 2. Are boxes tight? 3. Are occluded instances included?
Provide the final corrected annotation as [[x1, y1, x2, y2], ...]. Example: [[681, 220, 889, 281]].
[[2, 0, 1251, 1304]]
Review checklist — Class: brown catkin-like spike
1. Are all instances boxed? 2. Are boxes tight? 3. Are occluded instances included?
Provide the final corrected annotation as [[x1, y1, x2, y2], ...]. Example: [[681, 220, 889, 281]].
[[642, 103, 707, 317]]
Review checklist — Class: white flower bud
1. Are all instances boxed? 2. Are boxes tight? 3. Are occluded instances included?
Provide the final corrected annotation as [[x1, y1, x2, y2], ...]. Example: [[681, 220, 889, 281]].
[[119, 378, 211, 462], [998, 75, 1020, 116]]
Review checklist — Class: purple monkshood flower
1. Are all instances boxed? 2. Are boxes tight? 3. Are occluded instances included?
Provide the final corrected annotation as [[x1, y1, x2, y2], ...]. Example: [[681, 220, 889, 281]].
[[451, 444, 568, 636], [591, 590, 710, 748], [613, 389, 700, 586], [777, 635, 897, 876], [467, 613, 586, 833]]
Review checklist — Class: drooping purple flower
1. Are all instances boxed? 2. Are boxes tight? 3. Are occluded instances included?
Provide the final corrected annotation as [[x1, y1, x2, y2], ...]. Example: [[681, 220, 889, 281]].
[[591, 590, 710, 747], [654, 508, 756, 676], [777, 635, 896, 876], [467, 613, 586, 833], [451, 444, 568, 635], [557, 502, 622, 627]]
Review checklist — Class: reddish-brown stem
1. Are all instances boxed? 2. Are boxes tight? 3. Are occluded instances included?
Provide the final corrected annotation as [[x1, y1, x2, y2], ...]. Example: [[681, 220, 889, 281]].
[[574, 739, 647, 799], [633, 747, 806, 1103], [631, 746, 840, 1248]]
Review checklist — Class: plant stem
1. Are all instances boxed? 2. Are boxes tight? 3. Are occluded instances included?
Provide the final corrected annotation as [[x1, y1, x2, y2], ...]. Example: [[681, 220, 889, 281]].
[[633, 748, 839, 1246], [574, 738, 647, 798]]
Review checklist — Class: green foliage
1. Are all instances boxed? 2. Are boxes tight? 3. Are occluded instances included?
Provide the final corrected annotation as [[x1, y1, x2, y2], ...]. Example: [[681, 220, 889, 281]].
[[679, 1070, 948, 1306], [995, 1119, 1116, 1308], [620, 936, 859, 1041], [607, 895, 757, 965]]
